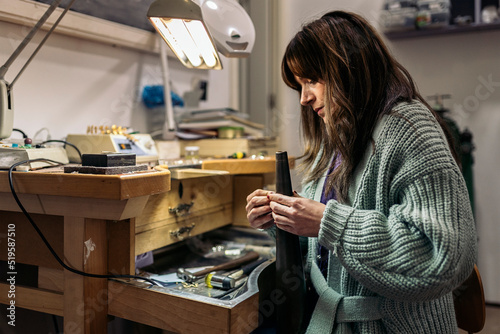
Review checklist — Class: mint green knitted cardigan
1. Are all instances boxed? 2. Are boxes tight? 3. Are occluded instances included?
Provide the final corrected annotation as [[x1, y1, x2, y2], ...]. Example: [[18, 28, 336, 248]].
[[270, 101, 477, 333]]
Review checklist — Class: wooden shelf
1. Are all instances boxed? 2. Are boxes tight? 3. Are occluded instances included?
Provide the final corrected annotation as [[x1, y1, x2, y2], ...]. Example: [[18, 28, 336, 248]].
[[385, 22, 500, 40]]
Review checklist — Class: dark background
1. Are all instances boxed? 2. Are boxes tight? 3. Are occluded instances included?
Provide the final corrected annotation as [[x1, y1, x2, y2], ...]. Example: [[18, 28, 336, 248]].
[[450, 0, 499, 23]]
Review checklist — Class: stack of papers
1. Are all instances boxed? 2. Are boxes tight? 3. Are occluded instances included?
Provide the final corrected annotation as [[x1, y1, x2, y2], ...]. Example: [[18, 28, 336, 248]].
[[176, 108, 265, 139]]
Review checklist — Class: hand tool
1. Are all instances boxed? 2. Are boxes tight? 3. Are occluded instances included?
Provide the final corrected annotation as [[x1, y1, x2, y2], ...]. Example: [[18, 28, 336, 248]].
[[177, 250, 259, 283], [275, 151, 306, 333], [205, 257, 267, 289]]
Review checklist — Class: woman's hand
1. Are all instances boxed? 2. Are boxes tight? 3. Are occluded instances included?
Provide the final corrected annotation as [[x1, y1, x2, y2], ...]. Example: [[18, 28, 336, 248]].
[[246, 189, 275, 230], [268, 191, 325, 237]]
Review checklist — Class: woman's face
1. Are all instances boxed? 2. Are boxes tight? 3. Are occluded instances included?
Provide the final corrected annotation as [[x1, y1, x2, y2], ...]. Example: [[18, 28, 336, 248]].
[[294, 75, 326, 120]]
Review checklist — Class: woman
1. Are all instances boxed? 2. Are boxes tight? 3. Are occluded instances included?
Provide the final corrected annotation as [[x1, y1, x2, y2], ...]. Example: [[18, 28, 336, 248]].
[[246, 10, 477, 333]]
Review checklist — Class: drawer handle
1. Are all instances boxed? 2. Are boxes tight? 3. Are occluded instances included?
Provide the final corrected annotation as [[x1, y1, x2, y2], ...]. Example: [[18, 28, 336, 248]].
[[170, 223, 195, 240], [169, 201, 194, 216]]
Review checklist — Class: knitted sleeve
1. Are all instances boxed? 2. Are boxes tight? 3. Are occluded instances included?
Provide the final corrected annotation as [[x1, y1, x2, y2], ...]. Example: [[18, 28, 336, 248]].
[[318, 102, 477, 301]]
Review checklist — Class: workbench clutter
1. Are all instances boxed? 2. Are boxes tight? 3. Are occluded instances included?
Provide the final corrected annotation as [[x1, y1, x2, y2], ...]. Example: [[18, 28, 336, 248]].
[[142, 86, 266, 140], [134, 226, 275, 294], [65, 127, 159, 166], [156, 137, 278, 166], [108, 227, 277, 332]]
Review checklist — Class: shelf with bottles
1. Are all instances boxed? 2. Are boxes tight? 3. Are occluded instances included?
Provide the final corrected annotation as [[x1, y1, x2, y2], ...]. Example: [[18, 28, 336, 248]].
[[384, 21, 500, 40], [382, 0, 500, 40]]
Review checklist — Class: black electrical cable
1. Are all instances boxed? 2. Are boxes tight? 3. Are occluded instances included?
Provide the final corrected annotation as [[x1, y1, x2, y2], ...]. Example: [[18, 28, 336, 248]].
[[40, 139, 82, 161], [8, 158, 159, 286], [12, 128, 28, 138]]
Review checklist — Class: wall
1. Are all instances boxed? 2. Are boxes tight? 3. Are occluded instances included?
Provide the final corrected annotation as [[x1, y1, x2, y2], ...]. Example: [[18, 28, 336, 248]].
[[275, 0, 500, 303], [0, 18, 233, 142]]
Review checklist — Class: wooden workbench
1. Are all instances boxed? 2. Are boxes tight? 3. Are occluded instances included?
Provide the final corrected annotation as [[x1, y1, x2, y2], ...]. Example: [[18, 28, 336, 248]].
[[0, 169, 170, 333], [0, 157, 283, 333]]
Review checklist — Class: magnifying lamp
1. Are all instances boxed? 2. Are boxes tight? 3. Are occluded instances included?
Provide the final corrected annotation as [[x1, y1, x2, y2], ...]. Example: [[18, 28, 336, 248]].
[[147, 0, 255, 138], [147, 0, 255, 70]]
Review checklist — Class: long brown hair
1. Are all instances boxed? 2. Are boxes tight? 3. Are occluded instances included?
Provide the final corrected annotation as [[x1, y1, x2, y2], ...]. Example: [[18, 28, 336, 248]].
[[282, 11, 456, 202]]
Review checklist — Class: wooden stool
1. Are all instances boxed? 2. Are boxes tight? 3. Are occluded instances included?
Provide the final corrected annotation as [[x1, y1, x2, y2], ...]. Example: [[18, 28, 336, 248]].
[[453, 264, 486, 333]]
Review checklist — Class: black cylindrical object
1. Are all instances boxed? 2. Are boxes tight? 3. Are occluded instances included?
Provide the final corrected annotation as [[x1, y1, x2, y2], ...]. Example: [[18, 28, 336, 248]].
[[275, 151, 306, 333]]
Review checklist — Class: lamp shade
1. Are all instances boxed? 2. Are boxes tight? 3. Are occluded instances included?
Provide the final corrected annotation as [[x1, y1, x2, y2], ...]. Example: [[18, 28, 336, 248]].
[[148, 0, 222, 69], [198, 0, 255, 58]]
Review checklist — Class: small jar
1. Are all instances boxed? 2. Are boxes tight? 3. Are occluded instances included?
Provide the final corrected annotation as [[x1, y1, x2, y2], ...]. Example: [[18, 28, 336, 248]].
[[185, 146, 200, 164]]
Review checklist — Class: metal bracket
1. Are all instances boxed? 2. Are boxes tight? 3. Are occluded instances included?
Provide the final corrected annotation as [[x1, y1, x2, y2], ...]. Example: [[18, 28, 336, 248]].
[[170, 223, 196, 240], [169, 201, 194, 217]]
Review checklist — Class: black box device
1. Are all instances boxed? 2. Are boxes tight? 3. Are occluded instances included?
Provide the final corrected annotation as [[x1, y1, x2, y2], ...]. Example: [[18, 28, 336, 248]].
[[81, 153, 136, 167]]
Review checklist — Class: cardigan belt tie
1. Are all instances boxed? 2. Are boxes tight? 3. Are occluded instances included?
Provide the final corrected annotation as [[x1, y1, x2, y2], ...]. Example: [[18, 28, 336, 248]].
[[306, 261, 382, 333]]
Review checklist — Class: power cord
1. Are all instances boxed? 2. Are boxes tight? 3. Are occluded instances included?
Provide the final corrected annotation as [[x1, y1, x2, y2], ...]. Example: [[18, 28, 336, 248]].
[[12, 128, 28, 139], [40, 139, 82, 161], [8, 158, 159, 286]]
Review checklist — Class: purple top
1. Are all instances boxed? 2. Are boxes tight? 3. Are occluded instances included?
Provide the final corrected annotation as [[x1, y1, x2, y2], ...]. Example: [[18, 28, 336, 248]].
[[317, 157, 340, 277]]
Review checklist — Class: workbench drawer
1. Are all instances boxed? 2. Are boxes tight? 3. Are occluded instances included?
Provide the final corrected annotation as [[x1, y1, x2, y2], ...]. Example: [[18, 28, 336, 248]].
[[108, 260, 275, 334], [134, 174, 234, 255]]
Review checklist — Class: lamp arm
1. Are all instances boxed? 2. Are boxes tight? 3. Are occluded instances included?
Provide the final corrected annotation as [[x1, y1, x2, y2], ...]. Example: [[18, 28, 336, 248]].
[[159, 35, 176, 139], [0, 0, 63, 80], [0, 0, 77, 140], [9, 0, 77, 88]]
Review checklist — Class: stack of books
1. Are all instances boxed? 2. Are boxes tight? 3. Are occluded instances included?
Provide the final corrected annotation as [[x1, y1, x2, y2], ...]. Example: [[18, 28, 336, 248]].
[[176, 108, 265, 139]]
